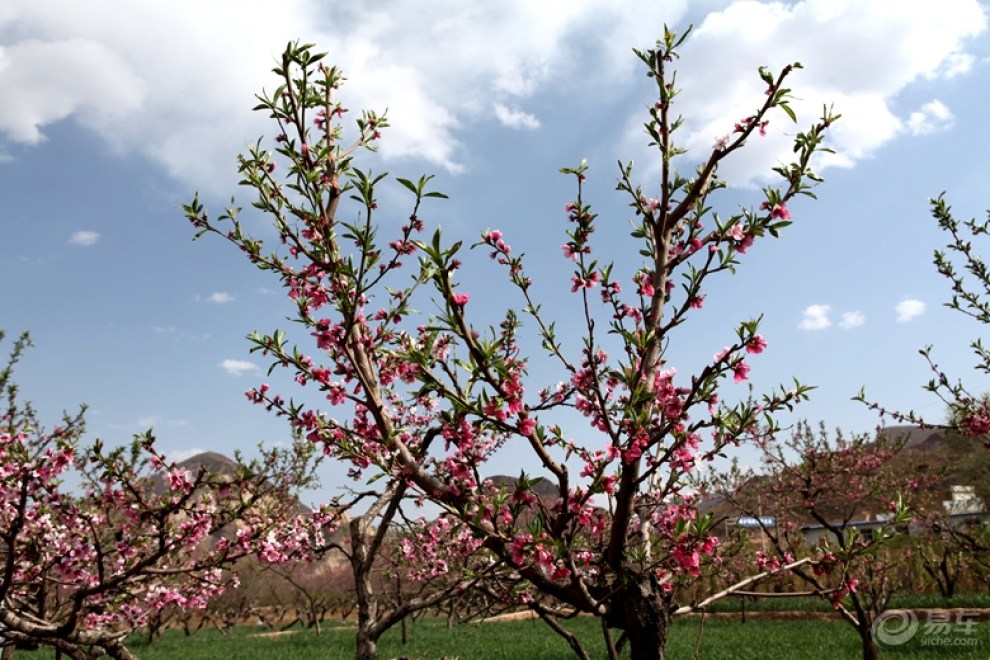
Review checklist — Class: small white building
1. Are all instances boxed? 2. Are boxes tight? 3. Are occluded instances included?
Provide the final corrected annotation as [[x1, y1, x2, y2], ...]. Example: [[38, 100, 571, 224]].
[[943, 485, 985, 515]]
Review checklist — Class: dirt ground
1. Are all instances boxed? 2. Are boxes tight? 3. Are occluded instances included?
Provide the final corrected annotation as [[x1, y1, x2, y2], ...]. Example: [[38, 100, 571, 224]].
[[475, 607, 990, 623]]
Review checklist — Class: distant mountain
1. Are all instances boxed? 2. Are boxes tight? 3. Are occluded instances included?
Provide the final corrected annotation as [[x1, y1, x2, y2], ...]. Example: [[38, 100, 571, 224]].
[[175, 451, 240, 476], [152, 451, 312, 515], [877, 425, 948, 451], [886, 425, 990, 505], [488, 474, 560, 500]]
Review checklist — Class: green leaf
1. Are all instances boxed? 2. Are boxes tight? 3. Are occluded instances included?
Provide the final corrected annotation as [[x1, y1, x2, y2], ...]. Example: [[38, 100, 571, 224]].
[[778, 102, 797, 123]]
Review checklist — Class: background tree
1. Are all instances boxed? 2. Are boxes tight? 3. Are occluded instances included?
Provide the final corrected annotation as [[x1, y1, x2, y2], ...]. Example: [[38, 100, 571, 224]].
[[708, 422, 936, 660], [0, 330, 325, 660], [185, 28, 837, 660]]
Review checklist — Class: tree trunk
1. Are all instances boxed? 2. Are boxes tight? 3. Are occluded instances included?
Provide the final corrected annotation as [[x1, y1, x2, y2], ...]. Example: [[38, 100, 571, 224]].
[[849, 595, 879, 660], [397, 575, 408, 646], [352, 517, 380, 660], [606, 572, 672, 660], [354, 585, 379, 660], [941, 555, 956, 598], [355, 630, 378, 660], [856, 623, 879, 660], [102, 641, 140, 660]]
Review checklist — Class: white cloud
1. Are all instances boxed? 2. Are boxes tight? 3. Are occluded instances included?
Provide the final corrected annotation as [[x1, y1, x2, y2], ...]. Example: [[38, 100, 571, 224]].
[[839, 311, 865, 329], [906, 99, 954, 136], [0, 38, 145, 145], [69, 230, 99, 246], [666, 0, 987, 185], [940, 52, 976, 77], [219, 358, 259, 377], [206, 291, 234, 304], [493, 103, 540, 130], [193, 292, 235, 303], [1, 1, 984, 191], [137, 415, 159, 427], [896, 299, 926, 323], [0, 0, 691, 190], [799, 304, 831, 330]]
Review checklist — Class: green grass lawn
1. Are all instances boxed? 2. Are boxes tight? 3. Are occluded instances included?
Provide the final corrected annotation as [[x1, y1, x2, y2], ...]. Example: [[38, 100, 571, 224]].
[[17, 614, 990, 659], [702, 591, 990, 614]]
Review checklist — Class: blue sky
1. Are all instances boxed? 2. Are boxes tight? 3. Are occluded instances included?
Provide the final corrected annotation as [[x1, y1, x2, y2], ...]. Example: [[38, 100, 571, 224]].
[[2, 1, 989, 504]]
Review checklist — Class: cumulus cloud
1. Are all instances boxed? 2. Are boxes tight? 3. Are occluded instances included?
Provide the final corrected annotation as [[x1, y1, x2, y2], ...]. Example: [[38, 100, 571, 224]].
[[906, 99, 954, 136], [799, 304, 831, 330], [219, 359, 259, 376], [0, 0, 691, 190], [666, 0, 987, 185], [0, 38, 145, 145], [493, 103, 540, 130], [839, 311, 865, 329], [896, 299, 926, 322], [68, 230, 99, 246], [1, 1, 984, 191]]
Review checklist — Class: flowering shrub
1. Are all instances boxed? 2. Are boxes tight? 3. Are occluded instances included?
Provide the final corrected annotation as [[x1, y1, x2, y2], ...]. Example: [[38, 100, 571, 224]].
[[186, 27, 837, 660]]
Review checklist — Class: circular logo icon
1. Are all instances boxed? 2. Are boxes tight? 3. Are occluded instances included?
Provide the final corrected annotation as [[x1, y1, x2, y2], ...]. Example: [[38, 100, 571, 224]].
[[873, 610, 919, 647]]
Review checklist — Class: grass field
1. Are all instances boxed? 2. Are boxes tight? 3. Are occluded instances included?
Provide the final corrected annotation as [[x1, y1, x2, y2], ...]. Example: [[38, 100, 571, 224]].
[[702, 591, 990, 614], [18, 612, 990, 659]]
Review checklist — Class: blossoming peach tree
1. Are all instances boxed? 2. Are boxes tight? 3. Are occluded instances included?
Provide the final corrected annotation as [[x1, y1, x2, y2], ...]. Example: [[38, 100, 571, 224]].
[[706, 421, 930, 660], [185, 27, 837, 660], [0, 330, 328, 660]]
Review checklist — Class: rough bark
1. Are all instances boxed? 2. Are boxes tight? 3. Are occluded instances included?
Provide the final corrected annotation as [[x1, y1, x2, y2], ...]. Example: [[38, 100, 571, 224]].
[[605, 572, 672, 660], [351, 514, 380, 660], [0, 611, 137, 660]]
